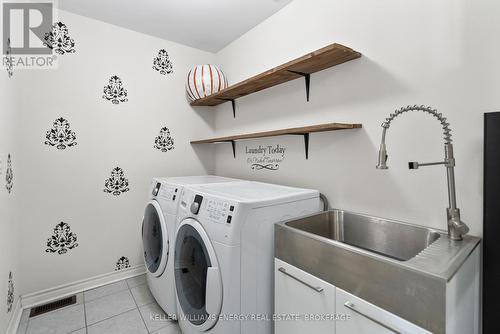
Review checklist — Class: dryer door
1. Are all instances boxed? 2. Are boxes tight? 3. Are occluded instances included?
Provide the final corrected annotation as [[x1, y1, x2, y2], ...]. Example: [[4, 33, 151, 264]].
[[175, 218, 222, 331], [142, 200, 169, 277]]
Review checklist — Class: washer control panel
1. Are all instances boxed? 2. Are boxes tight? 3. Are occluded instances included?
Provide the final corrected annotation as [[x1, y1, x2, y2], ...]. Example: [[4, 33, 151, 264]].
[[205, 198, 233, 224], [155, 183, 178, 202]]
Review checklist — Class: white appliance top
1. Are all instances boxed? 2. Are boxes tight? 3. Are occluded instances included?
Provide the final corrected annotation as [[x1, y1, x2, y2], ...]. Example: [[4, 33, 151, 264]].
[[190, 181, 318, 206], [155, 175, 239, 186]]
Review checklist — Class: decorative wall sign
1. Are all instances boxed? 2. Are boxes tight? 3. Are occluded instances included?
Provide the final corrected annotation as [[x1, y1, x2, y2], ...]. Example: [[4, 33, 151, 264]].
[[103, 167, 130, 196], [6, 272, 13, 313], [186, 64, 228, 101], [5, 154, 13, 193], [245, 144, 286, 171], [102, 76, 129, 104], [115, 256, 131, 271], [154, 127, 175, 152], [44, 118, 78, 150], [5, 38, 13, 78], [44, 22, 76, 55], [46, 222, 79, 255], [152, 49, 173, 75]]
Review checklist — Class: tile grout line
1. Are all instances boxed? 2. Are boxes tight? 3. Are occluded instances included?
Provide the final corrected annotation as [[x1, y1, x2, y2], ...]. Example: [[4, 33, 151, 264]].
[[84, 281, 130, 304], [84, 288, 138, 328], [85, 306, 139, 329], [57, 293, 87, 334], [83, 277, 148, 329], [129, 275, 176, 333], [129, 283, 152, 333], [82, 284, 136, 326], [83, 291, 88, 334]]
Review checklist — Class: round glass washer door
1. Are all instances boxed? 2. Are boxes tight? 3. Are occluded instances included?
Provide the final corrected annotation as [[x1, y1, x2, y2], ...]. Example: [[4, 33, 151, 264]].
[[175, 218, 222, 331], [142, 200, 169, 277]]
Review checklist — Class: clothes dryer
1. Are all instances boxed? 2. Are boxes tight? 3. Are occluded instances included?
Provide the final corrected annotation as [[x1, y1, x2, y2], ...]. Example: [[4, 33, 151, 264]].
[[174, 181, 320, 333]]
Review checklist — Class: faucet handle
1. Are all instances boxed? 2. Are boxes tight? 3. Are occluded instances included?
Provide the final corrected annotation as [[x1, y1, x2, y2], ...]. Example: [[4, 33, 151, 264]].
[[447, 208, 470, 240], [455, 220, 470, 235], [449, 219, 470, 240], [409, 160, 447, 169]]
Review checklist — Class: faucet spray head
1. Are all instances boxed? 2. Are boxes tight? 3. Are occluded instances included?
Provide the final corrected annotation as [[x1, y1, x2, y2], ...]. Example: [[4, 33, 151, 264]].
[[376, 143, 388, 169]]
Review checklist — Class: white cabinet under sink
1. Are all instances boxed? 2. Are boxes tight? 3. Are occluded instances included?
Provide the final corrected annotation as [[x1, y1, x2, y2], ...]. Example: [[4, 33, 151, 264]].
[[275, 259, 429, 333], [335, 288, 431, 334], [275, 255, 479, 334], [274, 259, 336, 334]]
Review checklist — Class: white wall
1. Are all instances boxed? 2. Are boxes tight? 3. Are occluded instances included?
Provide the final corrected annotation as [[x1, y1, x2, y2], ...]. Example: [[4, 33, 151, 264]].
[[6, 0, 498, 303], [213, 0, 500, 237], [0, 54, 19, 331], [13, 10, 216, 295]]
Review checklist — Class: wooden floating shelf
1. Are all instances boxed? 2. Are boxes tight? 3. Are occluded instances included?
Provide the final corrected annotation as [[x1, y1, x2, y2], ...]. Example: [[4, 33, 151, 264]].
[[191, 123, 362, 143], [191, 122, 362, 159], [190, 43, 361, 117]]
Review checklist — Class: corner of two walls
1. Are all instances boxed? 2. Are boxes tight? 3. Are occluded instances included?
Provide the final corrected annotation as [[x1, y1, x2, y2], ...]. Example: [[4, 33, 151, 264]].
[[8, 9, 217, 300], [211, 0, 493, 238]]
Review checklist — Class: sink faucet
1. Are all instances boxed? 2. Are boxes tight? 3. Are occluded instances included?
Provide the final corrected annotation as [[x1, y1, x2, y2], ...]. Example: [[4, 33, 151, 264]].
[[376, 105, 469, 241]]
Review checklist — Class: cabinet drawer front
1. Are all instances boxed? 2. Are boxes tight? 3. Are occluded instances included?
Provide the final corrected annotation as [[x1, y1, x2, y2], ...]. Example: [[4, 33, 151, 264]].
[[275, 259, 336, 334], [336, 288, 431, 334]]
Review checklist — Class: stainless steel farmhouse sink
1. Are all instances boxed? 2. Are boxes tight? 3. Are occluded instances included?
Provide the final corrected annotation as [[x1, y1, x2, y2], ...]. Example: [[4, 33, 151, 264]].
[[285, 210, 441, 261], [275, 209, 481, 334]]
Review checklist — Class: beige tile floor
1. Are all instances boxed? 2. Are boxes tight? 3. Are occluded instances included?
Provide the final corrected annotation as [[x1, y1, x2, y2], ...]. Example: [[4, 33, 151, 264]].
[[16, 274, 181, 334]]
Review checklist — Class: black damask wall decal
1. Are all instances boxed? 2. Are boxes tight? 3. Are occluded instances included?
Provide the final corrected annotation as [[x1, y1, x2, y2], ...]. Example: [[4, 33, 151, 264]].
[[5, 154, 13, 194], [5, 38, 13, 78], [6, 272, 13, 313], [102, 76, 128, 104], [45, 118, 77, 150], [44, 22, 76, 55], [103, 167, 130, 196], [45, 222, 79, 255], [115, 256, 131, 271], [152, 49, 173, 75], [154, 127, 175, 152]]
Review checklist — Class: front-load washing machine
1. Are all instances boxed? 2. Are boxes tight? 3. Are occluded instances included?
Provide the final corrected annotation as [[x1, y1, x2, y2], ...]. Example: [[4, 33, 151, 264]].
[[141, 176, 240, 319], [174, 181, 320, 334]]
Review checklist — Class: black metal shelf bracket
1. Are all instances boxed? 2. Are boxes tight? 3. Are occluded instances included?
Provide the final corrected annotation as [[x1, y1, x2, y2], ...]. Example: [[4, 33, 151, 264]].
[[292, 133, 310, 159], [219, 99, 236, 118], [304, 133, 310, 159], [216, 72, 309, 119], [228, 140, 236, 158], [217, 140, 237, 158], [288, 71, 311, 102]]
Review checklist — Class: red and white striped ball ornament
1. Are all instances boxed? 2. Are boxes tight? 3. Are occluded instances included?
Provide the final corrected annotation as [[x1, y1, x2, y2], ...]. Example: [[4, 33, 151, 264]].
[[186, 65, 228, 101]]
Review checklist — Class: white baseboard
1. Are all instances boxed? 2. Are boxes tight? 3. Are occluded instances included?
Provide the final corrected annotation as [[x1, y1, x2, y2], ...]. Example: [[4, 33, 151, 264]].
[[6, 298, 23, 334], [21, 265, 146, 309]]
